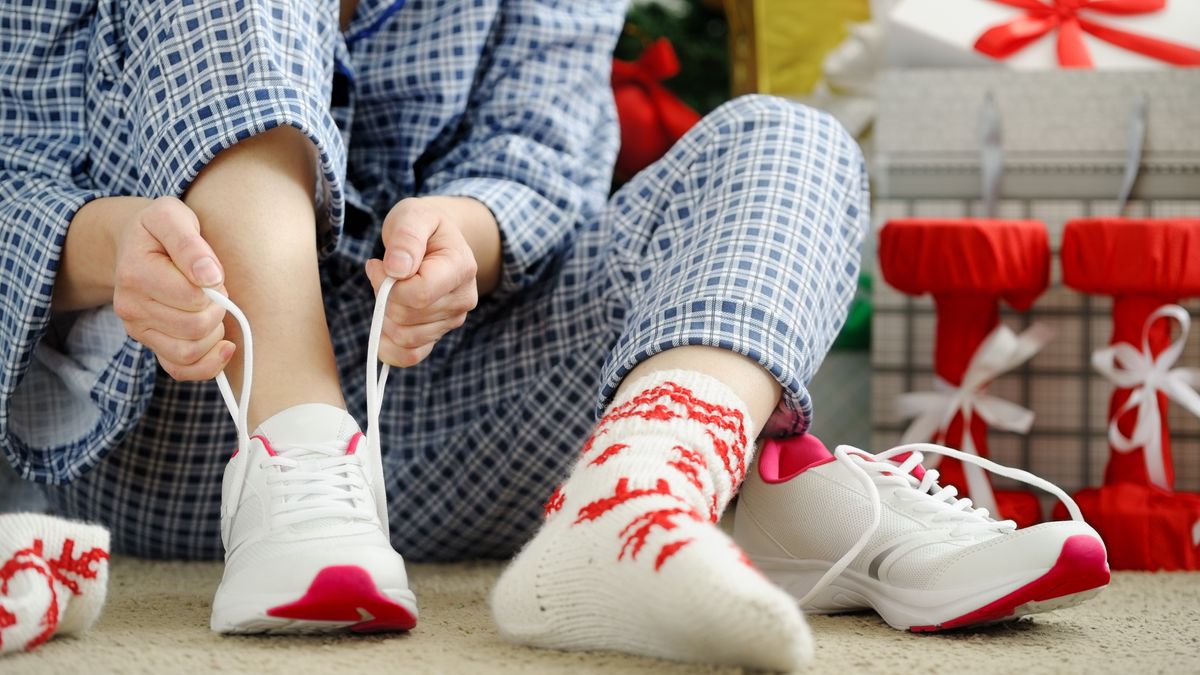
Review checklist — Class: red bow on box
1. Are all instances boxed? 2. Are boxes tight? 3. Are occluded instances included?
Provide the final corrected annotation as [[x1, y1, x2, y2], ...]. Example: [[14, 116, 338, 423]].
[[974, 0, 1200, 68], [612, 38, 702, 181]]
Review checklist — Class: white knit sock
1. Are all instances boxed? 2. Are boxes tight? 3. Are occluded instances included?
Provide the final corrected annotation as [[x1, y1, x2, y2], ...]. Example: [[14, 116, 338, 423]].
[[492, 370, 811, 671], [0, 513, 110, 654]]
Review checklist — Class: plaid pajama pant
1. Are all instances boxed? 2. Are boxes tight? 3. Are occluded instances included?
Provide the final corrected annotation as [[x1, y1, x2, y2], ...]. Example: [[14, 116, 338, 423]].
[[0, 0, 868, 561]]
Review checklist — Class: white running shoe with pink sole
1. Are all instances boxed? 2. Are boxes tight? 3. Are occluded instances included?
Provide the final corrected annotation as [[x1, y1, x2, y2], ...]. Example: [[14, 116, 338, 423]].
[[206, 278, 418, 634], [735, 435, 1110, 631]]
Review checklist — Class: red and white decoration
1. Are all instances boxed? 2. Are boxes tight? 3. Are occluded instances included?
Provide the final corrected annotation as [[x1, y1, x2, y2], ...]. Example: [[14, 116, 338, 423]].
[[879, 218, 1052, 528], [888, 0, 1200, 69], [492, 370, 811, 671], [0, 514, 110, 654], [1054, 218, 1200, 570]]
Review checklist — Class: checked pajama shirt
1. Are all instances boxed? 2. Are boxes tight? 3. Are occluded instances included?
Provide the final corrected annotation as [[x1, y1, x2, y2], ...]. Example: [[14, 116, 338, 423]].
[[0, 0, 869, 561]]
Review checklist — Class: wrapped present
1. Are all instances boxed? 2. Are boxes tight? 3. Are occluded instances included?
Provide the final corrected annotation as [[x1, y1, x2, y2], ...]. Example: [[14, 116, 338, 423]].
[[871, 70, 1200, 524], [725, 0, 871, 96], [1062, 221, 1200, 492], [612, 38, 702, 181], [880, 218, 1050, 527], [887, 0, 1200, 69]]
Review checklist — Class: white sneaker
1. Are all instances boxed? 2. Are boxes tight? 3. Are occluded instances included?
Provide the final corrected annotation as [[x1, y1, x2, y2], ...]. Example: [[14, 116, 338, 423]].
[[205, 279, 418, 634], [735, 435, 1110, 631]]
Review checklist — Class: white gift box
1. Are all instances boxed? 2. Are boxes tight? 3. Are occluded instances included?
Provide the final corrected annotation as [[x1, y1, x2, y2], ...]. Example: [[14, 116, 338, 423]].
[[887, 0, 1200, 69]]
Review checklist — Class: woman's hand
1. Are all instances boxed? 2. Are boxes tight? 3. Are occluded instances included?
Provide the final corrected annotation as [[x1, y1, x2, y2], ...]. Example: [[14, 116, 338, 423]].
[[111, 196, 234, 381], [365, 196, 499, 367]]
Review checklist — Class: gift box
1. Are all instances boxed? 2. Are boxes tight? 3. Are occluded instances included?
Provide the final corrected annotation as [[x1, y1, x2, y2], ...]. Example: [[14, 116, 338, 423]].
[[870, 70, 1200, 519], [887, 0, 1200, 69], [725, 0, 871, 96]]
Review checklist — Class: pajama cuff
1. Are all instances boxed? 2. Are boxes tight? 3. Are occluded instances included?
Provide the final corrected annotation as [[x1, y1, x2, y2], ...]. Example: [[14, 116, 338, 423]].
[[0, 183, 159, 484], [424, 177, 569, 302], [138, 84, 348, 256], [596, 297, 814, 440]]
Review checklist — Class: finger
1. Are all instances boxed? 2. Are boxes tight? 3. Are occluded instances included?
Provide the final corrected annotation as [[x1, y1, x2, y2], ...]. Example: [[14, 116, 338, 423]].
[[139, 299, 227, 341], [140, 322, 227, 368], [382, 315, 466, 350], [390, 250, 475, 310], [364, 258, 388, 294], [381, 199, 439, 279], [136, 255, 219, 312], [139, 196, 225, 288], [385, 282, 477, 325], [156, 340, 237, 382], [378, 340, 436, 369]]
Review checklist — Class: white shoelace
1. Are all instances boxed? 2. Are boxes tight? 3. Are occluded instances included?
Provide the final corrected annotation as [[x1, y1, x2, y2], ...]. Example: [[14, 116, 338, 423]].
[[203, 278, 397, 528], [796, 442, 1085, 607]]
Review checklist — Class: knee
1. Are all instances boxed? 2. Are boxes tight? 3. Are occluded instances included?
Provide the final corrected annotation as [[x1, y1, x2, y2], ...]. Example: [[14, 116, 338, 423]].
[[708, 95, 863, 169], [707, 94, 868, 233]]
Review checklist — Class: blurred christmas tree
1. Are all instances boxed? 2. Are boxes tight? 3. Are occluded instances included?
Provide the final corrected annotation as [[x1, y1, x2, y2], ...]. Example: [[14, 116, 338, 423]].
[[615, 0, 731, 115]]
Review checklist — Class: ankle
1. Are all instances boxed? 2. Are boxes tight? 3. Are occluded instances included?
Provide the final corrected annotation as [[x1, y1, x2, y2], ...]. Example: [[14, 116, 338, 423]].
[[248, 392, 348, 431]]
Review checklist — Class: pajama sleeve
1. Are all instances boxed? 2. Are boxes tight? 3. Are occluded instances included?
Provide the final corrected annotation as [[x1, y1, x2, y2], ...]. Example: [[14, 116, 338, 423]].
[[418, 0, 626, 301], [0, 4, 149, 484], [3, 0, 347, 483]]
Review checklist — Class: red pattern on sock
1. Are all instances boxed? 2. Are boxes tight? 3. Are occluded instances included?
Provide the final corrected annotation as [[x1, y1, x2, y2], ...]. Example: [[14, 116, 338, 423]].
[[0, 541, 59, 651], [618, 507, 705, 561], [0, 537, 108, 652], [44, 539, 109, 595], [564, 380, 753, 573], [667, 444, 719, 522], [0, 604, 15, 650], [589, 443, 629, 467], [580, 381, 748, 484], [654, 538, 695, 571], [574, 478, 684, 524], [543, 485, 566, 518]]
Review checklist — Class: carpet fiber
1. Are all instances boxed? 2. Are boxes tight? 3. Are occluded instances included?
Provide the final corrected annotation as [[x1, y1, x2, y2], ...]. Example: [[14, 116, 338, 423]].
[[7, 558, 1198, 674]]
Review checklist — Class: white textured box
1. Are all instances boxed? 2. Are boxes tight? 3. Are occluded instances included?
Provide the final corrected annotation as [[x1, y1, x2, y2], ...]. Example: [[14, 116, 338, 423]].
[[887, 0, 1200, 69]]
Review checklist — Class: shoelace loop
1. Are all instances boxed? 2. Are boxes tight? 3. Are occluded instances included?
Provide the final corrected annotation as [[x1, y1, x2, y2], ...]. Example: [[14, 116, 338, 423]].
[[203, 277, 397, 530], [796, 442, 1085, 607], [261, 440, 374, 527]]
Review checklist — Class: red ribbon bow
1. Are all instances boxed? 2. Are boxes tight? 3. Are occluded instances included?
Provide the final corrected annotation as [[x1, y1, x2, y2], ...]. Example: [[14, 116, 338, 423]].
[[974, 0, 1200, 68], [611, 38, 702, 181]]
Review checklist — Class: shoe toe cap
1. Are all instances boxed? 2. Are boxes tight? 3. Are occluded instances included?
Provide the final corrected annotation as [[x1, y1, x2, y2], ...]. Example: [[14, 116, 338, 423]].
[[934, 521, 1107, 590]]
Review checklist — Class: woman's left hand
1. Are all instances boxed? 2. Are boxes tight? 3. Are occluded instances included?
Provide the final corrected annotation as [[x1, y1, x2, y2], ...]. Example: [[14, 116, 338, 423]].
[[366, 197, 483, 367]]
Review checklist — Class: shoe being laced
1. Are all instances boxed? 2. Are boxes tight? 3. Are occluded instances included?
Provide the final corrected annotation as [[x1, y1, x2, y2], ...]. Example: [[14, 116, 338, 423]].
[[206, 278, 418, 634]]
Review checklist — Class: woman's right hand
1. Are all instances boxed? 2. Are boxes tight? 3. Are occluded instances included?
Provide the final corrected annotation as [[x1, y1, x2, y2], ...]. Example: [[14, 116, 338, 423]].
[[111, 196, 234, 381]]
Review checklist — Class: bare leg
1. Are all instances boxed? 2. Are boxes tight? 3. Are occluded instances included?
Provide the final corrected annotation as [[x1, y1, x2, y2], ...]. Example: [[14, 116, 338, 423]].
[[617, 345, 782, 437], [184, 126, 345, 429]]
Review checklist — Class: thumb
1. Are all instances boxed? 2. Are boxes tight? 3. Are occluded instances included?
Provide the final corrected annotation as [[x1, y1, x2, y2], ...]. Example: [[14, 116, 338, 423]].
[[382, 200, 439, 279], [140, 197, 224, 288]]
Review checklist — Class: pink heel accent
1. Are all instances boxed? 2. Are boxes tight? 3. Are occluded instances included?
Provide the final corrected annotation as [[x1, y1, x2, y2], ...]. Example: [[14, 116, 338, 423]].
[[758, 435, 835, 484], [266, 566, 416, 633]]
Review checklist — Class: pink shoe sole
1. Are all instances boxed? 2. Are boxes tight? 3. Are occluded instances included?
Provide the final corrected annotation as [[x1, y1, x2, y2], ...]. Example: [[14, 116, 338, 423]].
[[910, 534, 1110, 632], [266, 565, 417, 633]]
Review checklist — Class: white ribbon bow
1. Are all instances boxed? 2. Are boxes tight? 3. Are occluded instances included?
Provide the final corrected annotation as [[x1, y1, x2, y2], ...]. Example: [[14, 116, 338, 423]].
[[1092, 304, 1200, 492], [897, 323, 1054, 517]]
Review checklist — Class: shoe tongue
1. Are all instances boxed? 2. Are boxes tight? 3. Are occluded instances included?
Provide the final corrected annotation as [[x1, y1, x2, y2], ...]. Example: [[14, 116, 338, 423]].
[[253, 403, 359, 456]]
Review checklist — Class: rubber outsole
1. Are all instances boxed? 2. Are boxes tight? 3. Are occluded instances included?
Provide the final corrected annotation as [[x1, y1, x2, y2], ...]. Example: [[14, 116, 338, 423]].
[[216, 565, 417, 634], [909, 534, 1110, 632]]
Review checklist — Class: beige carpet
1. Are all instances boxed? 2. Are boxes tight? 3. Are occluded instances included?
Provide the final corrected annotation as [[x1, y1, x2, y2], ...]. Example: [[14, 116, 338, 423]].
[[7, 558, 1198, 674]]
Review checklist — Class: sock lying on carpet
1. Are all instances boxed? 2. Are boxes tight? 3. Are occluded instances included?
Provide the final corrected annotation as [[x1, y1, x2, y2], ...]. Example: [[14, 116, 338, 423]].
[[492, 369, 811, 671], [0, 513, 110, 654]]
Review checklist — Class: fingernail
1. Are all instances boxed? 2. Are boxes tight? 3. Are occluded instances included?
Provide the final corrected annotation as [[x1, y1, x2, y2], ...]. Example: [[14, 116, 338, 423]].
[[385, 251, 413, 278], [193, 257, 222, 287], [220, 342, 235, 362]]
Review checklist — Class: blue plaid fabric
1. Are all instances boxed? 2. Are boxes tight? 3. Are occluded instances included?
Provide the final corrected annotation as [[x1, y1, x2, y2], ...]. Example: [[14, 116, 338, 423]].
[[0, 0, 869, 561]]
